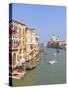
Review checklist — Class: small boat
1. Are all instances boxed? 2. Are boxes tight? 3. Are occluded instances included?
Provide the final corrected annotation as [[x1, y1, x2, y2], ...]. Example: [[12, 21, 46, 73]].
[[56, 49, 60, 53], [48, 59, 56, 64]]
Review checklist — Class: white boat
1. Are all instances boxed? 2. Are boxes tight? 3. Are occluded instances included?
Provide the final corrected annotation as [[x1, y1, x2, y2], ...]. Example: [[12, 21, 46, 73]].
[[48, 59, 56, 64]]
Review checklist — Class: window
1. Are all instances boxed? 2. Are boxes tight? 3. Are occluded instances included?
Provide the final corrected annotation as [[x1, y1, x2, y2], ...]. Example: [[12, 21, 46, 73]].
[[12, 53, 16, 66], [9, 53, 12, 65], [14, 25, 17, 32], [19, 27, 21, 34]]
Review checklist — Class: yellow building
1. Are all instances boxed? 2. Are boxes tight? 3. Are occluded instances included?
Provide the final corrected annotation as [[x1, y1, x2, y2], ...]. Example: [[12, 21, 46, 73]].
[[9, 20, 40, 78], [9, 20, 26, 79], [26, 28, 40, 69]]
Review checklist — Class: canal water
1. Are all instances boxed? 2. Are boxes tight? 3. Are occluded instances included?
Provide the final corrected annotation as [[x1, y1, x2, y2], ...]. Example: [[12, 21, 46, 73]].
[[12, 47, 66, 86]]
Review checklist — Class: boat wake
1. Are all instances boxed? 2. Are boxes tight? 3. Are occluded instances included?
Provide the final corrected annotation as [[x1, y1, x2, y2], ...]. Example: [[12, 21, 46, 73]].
[[48, 59, 57, 64]]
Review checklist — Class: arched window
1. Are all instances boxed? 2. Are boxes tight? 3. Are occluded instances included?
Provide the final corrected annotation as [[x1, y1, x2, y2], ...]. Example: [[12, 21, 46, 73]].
[[12, 53, 16, 66], [17, 55, 19, 62], [19, 27, 21, 34], [9, 53, 12, 65]]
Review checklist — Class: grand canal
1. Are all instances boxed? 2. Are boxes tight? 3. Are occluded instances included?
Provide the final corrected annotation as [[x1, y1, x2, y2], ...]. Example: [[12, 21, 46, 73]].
[[12, 47, 66, 86]]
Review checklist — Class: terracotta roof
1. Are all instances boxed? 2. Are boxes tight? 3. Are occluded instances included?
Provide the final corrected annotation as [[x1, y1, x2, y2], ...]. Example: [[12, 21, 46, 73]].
[[9, 20, 26, 26]]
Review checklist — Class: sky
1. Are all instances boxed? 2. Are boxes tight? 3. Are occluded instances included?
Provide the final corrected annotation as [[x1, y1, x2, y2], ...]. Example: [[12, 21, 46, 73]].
[[9, 3, 66, 43]]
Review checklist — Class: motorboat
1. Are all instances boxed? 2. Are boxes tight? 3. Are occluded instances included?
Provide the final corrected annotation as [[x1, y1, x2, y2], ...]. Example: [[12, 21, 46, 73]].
[[48, 59, 56, 64]]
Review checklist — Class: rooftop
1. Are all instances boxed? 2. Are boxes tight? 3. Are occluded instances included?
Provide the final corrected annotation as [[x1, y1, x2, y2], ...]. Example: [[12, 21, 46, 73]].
[[9, 20, 26, 26]]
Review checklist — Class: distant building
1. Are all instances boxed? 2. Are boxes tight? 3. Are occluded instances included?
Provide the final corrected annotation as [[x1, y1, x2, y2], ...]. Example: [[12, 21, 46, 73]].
[[46, 34, 66, 49], [51, 34, 57, 42]]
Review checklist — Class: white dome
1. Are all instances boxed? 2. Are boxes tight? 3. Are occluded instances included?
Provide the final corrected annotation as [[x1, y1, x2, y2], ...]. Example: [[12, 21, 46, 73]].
[[51, 35, 56, 41]]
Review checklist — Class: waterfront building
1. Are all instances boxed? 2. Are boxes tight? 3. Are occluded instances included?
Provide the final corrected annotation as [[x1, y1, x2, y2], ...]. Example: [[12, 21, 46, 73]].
[[9, 20, 40, 79], [26, 28, 40, 69], [9, 20, 26, 79], [46, 34, 66, 49]]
